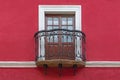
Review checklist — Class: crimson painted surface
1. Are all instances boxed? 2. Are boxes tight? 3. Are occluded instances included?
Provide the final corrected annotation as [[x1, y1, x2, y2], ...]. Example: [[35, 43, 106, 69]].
[[0, 0, 120, 80], [0, 0, 120, 61], [0, 68, 119, 80]]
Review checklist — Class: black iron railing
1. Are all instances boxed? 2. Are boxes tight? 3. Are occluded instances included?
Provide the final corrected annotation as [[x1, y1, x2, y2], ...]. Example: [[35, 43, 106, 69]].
[[34, 29, 86, 61]]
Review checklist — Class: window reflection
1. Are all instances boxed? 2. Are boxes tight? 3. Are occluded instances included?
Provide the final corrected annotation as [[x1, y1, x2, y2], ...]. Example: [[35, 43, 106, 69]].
[[47, 26, 52, 30], [47, 17, 52, 25], [53, 26, 59, 29], [54, 35, 58, 42], [68, 26, 73, 30], [47, 36, 53, 42], [46, 16, 74, 43], [62, 35, 72, 42], [68, 36, 72, 42], [53, 18, 59, 25], [48, 35, 58, 42], [62, 26, 67, 29], [68, 18, 73, 25], [62, 18, 67, 25]]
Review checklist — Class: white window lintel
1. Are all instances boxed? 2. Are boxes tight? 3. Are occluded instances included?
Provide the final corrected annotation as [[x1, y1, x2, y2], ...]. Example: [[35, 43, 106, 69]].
[[38, 5, 82, 30]]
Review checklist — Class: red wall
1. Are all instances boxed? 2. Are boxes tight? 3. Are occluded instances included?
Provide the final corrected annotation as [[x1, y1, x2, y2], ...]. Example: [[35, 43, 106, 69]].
[[0, 0, 120, 61], [0, 68, 120, 80], [0, 0, 120, 80]]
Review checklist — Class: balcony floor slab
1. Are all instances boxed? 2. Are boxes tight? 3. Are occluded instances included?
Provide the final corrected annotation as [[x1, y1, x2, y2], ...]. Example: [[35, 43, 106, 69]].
[[36, 59, 85, 67]]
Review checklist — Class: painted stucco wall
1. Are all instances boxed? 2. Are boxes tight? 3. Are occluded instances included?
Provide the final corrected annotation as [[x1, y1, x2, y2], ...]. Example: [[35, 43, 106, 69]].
[[0, 0, 120, 79], [0, 68, 120, 80], [0, 0, 120, 61]]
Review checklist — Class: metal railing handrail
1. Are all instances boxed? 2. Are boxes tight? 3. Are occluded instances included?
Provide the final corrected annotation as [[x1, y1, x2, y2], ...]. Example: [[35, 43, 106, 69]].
[[34, 29, 86, 61]]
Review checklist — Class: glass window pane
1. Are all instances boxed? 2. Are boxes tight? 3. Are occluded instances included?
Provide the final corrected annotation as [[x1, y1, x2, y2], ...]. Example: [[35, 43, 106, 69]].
[[47, 17, 52, 25], [47, 35, 58, 42], [54, 35, 58, 42], [62, 35, 67, 42], [53, 18, 59, 25], [53, 26, 58, 42], [62, 26, 67, 29], [68, 36, 72, 42], [62, 35, 73, 42], [47, 26, 52, 30], [53, 26, 59, 29], [61, 18, 67, 25], [68, 26, 73, 30], [47, 36, 53, 42], [68, 18, 73, 25]]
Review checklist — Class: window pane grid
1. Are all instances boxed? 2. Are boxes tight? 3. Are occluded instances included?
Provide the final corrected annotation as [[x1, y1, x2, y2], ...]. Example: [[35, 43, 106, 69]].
[[46, 15, 74, 43]]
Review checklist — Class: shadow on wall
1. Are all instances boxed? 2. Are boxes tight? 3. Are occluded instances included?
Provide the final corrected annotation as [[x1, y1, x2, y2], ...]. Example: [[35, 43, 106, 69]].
[[36, 67, 85, 77]]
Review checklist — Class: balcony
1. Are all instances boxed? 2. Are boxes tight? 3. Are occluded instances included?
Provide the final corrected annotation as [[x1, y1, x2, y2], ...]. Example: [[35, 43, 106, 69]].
[[34, 29, 86, 68]]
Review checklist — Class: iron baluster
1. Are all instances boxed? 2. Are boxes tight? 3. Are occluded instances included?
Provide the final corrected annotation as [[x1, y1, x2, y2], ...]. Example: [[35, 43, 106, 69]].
[[34, 29, 86, 75]]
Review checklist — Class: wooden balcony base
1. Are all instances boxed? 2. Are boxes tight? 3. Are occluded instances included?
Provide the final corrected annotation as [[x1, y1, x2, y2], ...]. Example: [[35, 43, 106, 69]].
[[36, 59, 85, 67]]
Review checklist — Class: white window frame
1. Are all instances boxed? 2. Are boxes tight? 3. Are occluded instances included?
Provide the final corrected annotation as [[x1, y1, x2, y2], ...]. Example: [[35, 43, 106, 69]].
[[38, 5, 82, 61]]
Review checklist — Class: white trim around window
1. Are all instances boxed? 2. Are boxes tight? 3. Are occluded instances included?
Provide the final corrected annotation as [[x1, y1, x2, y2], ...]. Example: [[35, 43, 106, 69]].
[[38, 5, 82, 30], [38, 5, 82, 61]]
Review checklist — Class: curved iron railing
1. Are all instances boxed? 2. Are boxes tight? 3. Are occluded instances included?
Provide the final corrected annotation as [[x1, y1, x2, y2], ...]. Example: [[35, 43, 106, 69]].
[[34, 29, 86, 61]]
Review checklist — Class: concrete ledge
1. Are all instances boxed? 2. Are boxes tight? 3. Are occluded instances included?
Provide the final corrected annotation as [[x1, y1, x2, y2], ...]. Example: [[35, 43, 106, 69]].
[[0, 61, 120, 68], [86, 61, 120, 67], [0, 61, 36, 68]]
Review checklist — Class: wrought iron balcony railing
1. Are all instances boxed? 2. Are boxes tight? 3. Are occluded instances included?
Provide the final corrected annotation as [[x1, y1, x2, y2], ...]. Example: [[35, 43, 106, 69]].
[[34, 29, 86, 67]]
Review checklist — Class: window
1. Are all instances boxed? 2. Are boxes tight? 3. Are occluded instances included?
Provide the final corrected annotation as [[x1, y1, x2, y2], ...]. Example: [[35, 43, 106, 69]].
[[39, 5, 81, 30], [46, 14, 75, 42], [38, 5, 82, 60], [45, 14, 75, 60]]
